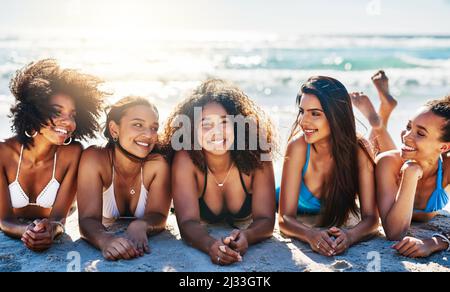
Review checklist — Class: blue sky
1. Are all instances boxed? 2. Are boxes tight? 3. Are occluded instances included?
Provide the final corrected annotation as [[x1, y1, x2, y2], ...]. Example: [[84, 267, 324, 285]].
[[0, 0, 450, 35]]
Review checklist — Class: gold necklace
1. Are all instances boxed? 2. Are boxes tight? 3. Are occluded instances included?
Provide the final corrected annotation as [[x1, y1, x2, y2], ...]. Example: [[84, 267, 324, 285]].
[[207, 162, 234, 187]]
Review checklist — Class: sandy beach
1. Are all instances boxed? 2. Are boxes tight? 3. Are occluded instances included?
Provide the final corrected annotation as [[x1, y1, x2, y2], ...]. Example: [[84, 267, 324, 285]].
[[1, 0, 450, 273], [1, 204, 449, 272]]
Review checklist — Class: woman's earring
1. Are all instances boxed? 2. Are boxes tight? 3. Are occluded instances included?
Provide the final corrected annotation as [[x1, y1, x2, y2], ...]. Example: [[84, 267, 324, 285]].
[[25, 130, 37, 138], [113, 137, 118, 142], [63, 137, 73, 146]]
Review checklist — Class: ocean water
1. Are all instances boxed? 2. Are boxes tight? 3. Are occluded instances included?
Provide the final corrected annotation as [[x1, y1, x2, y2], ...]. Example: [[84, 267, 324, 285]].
[[1, 33, 449, 182]]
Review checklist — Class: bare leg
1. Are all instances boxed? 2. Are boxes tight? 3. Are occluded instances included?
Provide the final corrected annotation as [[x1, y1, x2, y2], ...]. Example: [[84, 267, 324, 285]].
[[351, 92, 396, 155], [371, 70, 398, 128], [350, 92, 382, 129]]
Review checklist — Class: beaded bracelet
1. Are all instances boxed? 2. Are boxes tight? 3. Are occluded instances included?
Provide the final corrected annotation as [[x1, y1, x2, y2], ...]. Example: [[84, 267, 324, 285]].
[[432, 233, 450, 252]]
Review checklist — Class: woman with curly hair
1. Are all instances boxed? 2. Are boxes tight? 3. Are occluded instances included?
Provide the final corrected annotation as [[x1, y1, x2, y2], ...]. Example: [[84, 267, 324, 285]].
[[77, 96, 171, 261], [352, 71, 450, 257], [0, 59, 105, 251], [162, 79, 276, 266], [277, 76, 379, 257]]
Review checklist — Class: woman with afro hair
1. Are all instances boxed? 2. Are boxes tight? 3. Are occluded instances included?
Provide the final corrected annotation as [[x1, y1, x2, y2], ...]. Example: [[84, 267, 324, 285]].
[[0, 59, 106, 251], [162, 79, 277, 266]]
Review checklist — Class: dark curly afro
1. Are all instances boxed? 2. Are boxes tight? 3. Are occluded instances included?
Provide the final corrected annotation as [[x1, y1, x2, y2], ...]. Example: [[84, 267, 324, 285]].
[[161, 79, 278, 175], [9, 59, 108, 148]]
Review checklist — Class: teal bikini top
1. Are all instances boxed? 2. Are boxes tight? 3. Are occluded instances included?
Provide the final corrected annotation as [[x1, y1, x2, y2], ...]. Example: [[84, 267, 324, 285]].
[[414, 157, 449, 213], [297, 143, 321, 214], [276, 143, 321, 214]]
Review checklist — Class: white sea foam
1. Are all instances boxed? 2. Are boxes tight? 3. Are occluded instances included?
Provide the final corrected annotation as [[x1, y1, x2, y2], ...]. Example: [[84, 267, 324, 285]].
[[399, 55, 450, 68], [2, 34, 450, 50], [0, 33, 449, 143]]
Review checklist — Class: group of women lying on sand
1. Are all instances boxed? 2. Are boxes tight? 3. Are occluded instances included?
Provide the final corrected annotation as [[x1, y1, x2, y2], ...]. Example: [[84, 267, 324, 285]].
[[0, 59, 448, 265]]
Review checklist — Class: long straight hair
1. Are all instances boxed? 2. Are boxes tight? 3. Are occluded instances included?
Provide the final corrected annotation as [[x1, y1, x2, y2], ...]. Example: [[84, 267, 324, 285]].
[[289, 76, 360, 227]]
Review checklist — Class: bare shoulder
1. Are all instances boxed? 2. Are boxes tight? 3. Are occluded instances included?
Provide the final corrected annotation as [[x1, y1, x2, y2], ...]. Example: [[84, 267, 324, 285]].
[[143, 153, 170, 173], [58, 142, 83, 163], [172, 150, 195, 169], [79, 145, 110, 167], [0, 138, 21, 166], [357, 137, 374, 157], [0, 138, 18, 156], [59, 141, 83, 153], [357, 138, 375, 168], [375, 150, 402, 169], [285, 134, 308, 160], [252, 160, 275, 179]]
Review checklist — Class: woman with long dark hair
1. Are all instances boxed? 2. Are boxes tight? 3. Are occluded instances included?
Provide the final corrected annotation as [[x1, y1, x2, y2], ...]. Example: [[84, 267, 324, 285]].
[[77, 96, 171, 261], [0, 59, 105, 251], [277, 76, 379, 257], [352, 71, 450, 257]]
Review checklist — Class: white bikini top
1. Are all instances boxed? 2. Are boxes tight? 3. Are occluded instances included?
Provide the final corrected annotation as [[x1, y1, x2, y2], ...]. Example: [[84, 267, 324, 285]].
[[8, 145, 60, 209], [102, 159, 148, 219]]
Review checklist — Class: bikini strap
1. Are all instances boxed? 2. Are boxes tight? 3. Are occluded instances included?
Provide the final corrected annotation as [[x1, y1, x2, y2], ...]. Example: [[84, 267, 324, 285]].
[[15, 145, 24, 181], [302, 143, 311, 177], [111, 150, 115, 181], [201, 165, 208, 198], [437, 156, 443, 189], [51, 148, 58, 178], [140, 163, 144, 186], [238, 170, 251, 196]]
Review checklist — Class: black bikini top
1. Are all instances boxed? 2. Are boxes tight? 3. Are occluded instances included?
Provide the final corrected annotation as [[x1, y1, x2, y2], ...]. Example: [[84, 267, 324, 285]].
[[198, 166, 252, 226]]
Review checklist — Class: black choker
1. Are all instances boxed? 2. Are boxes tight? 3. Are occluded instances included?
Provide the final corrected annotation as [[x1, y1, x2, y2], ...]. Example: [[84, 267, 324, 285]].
[[115, 140, 147, 162]]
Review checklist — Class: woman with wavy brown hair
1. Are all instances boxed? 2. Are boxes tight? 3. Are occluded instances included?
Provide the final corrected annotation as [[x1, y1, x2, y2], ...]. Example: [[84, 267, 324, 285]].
[[162, 79, 276, 266], [0, 59, 105, 251]]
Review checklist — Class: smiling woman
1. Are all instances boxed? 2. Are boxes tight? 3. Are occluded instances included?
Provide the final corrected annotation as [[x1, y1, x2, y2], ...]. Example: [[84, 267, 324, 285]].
[[277, 76, 380, 257], [9, 59, 105, 148], [375, 96, 450, 240], [161, 79, 277, 266], [0, 59, 106, 252], [77, 96, 172, 261]]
